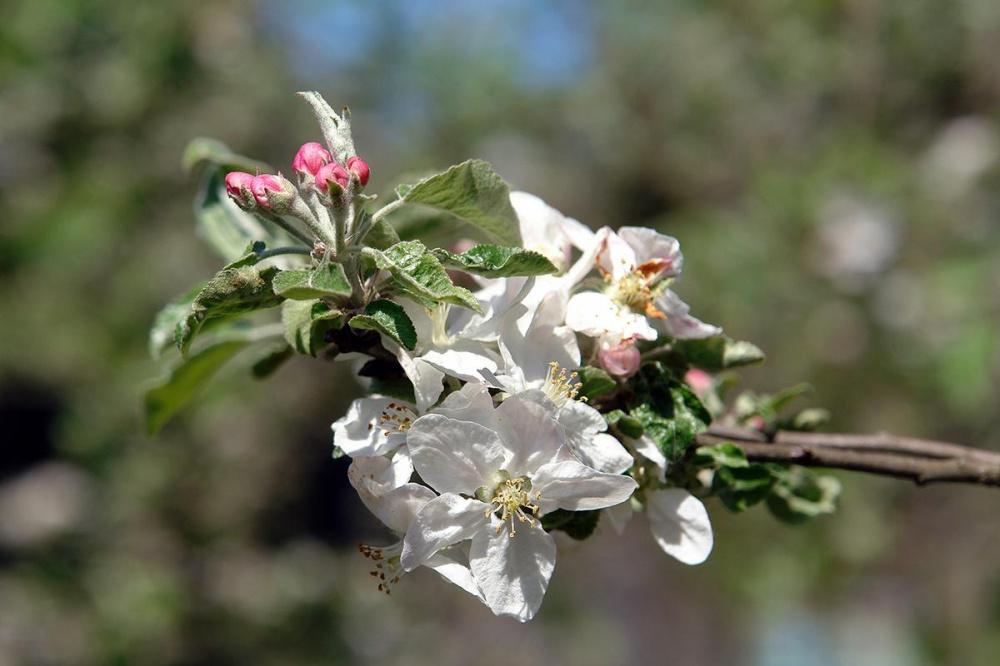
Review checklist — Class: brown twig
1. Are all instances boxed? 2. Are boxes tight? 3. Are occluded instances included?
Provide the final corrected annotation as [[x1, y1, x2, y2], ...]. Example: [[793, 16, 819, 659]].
[[696, 426, 1000, 488]]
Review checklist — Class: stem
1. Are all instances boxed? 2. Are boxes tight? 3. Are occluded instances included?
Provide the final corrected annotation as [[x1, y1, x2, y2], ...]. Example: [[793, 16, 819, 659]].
[[258, 212, 312, 245], [255, 246, 311, 260], [371, 198, 404, 223], [696, 426, 1000, 488]]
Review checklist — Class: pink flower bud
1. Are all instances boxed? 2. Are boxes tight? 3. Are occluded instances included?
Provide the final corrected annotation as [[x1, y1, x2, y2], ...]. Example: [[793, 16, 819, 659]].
[[292, 142, 332, 176], [598, 340, 641, 379], [250, 174, 295, 211], [747, 415, 766, 431], [684, 369, 713, 396], [347, 156, 370, 186], [225, 171, 256, 207], [315, 162, 349, 194]]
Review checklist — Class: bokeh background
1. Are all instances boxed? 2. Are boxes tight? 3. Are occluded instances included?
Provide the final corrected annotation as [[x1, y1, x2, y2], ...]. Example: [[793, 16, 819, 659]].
[[3, 1, 1000, 664]]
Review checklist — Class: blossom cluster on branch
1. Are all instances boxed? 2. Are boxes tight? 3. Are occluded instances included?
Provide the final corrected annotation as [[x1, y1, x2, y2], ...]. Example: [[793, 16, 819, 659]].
[[146, 93, 843, 622]]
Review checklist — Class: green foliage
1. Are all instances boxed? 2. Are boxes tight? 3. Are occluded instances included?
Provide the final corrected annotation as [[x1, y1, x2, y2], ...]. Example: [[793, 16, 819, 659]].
[[182, 137, 271, 175], [672, 336, 765, 371], [149, 285, 202, 360], [271, 264, 353, 300], [733, 383, 813, 425], [384, 159, 522, 246], [348, 299, 417, 351], [432, 244, 557, 278], [360, 217, 401, 250], [281, 299, 344, 356], [250, 344, 294, 378], [144, 340, 250, 435], [175, 265, 284, 354], [629, 363, 712, 461], [541, 509, 600, 540], [766, 467, 841, 524], [362, 240, 482, 313], [576, 366, 617, 402]]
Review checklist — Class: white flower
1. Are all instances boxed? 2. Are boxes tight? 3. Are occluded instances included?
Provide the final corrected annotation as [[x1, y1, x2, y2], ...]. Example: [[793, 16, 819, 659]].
[[564, 226, 720, 344], [332, 396, 419, 458], [392, 299, 503, 411], [604, 435, 714, 565], [348, 455, 483, 599], [400, 395, 637, 621], [510, 191, 595, 273]]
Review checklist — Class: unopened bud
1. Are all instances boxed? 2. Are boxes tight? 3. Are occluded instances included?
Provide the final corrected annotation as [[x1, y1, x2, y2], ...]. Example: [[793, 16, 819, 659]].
[[598, 340, 641, 379], [225, 171, 256, 208], [347, 156, 370, 187], [315, 162, 349, 195], [250, 174, 296, 212], [684, 369, 713, 396], [292, 142, 333, 176]]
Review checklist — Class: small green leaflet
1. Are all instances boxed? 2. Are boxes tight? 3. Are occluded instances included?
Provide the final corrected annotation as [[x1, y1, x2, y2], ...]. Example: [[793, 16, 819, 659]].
[[766, 467, 841, 524], [144, 339, 249, 435], [272, 263, 353, 300], [362, 240, 482, 313], [628, 363, 712, 461], [575, 366, 617, 402], [182, 137, 271, 175], [383, 159, 521, 246], [250, 344, 294, 378], [541, 509, 600, 540], [175, 266, 284, 355], [432, 244, 557, 278], [349, 299, 417, 351], [282, 299, 344, 356], [149, 284, 202, 360], [672, 335, 765, 371]]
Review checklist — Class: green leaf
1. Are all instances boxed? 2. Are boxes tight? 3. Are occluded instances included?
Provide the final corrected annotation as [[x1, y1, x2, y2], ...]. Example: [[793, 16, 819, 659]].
[[362, 240, 482, 313], [250, 344, 294, 378], [766, 468, 841, 524], [604, 409, 645, 438], [541, 509, 600, 540], [175, 266, 284, 354], [144, 340, 249, 435], [576, 366, 618, 402], [713, 464, 776, 512], [370, 377, 417, 404], [629, 364, 712, 462], [433, 244, 557, 278], [182, 137, 270, 175], [693, 443, 749, 469], [789, 408, 831, 431], [282, 299, 344, 356], [386, 160, 521, 246], [361, 217, 401, 250], [349, 299, 417, 350], [272, 263, 353, 300], [149, 284, 203, 360], [672, 336, 765, 371]]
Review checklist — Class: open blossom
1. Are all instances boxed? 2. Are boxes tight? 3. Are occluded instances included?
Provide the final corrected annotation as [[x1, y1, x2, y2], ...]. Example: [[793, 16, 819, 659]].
[[565, 227, 720, 345], [605, 435, 714, 565], [332, 396, 420, 458], [400, 394, 637, 621], [348, 455, 483, 598]]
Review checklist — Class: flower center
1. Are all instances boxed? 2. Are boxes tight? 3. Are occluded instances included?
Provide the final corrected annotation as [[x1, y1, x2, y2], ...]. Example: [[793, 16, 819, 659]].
[[482, 475, 540, 538], [608, 271, 654, 312], [359, 542, 403, 595], [378, 402, 416, 436], [541, 361, 582, 408]]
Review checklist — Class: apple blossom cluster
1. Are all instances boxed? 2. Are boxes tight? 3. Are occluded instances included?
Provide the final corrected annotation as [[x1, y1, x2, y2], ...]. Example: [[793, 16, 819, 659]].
[[148, 92, 836, 624]]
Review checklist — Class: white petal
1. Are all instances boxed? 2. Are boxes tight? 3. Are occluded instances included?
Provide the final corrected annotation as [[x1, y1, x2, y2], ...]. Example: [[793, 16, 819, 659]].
[[597, 229, 638, 280], [565, 292, 621, 337], [425, 543, 485, 602], [603, 501, 634, 535], [556, 402, 634, 474], [494, 396, 566, 476], [499, 315, 579, 388], [646, 488, 714, 565], [654, 290, 722, 340], [349, 459, 436, 534], [400, 493, 488, 570], [347, 455, 410, 496], [532, 459, 637, 514], [469, 517, 556, 622], [332, 396, 413, 458], [433, 381, 497, 429], [421, 343, 499, 382], [632, 435, 667, 481], [397, 298, 435, 349], [407, 414, 509, 495], [618, 226, 683, 278], [397, 350, 445, 412]]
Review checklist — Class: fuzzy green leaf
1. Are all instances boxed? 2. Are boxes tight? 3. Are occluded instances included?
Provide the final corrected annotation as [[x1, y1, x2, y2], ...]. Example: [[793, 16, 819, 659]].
[[144, 340, 249, 435], [713, 464, 776, 512], [282, 299, 344, 356], [433, 244, 557, 278], [629, 363, 712, 462], [362, 240, 482, 313], [349, 299, 417, 350], [694, 443, 749, 469], [576, 366, 618, 402], [387, 160, 521, 246], [182, 137, 270, 175], [250, 344, 294, 378], [672, 336, 765, 371], [541, 509, 600, 540], [766, 468, 841, 524], [175, 266, 283, 354], [272, 263, 353, 300]]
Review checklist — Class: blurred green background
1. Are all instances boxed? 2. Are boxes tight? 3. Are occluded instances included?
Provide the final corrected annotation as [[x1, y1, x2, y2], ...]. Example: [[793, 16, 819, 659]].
[[2, 1, 1000, 664]]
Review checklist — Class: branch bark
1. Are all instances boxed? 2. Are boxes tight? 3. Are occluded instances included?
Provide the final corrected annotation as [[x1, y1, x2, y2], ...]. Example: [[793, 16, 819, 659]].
[[696, 426, 1000, 488]]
